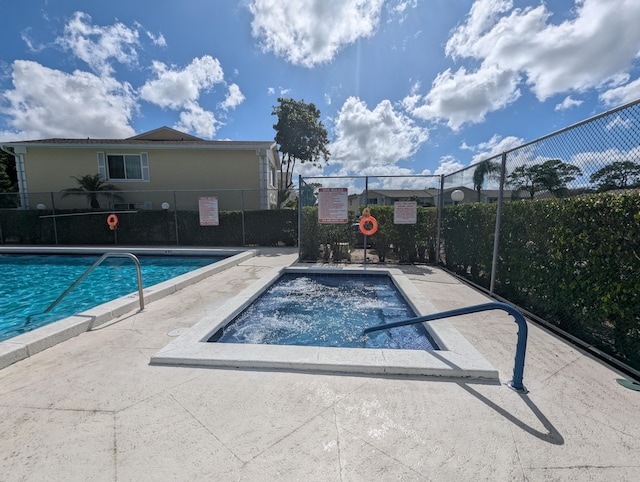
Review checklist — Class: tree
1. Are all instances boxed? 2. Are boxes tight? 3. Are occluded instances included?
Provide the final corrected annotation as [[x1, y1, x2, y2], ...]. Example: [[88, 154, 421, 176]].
[[589, 160, 640, 191], [508, 159, 581, 199], [60, 174, 122, 208], [272, 98, 330, 208], [472, 160, 501, 202], [531, 159, 581, 197], [0, 149, 18, 208], [507, 165, 539, 199]]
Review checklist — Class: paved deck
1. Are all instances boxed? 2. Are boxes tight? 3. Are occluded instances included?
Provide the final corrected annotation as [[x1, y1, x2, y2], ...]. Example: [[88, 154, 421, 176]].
[[0, 248, 638, 481]]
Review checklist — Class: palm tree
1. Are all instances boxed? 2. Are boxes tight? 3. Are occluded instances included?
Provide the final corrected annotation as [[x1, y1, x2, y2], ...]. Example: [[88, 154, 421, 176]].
[[60, 174, 122, 208], [472, 160, 501, 202]]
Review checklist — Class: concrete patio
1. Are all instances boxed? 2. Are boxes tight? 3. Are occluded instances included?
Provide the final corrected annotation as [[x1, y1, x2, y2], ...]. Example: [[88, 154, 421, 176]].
[[0, 248, 638, 481]]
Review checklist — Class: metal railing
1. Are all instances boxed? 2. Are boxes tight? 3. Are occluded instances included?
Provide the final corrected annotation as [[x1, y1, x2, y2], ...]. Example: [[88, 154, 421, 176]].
[[363, 302, 529, 393], [42, 252, 145, 315]]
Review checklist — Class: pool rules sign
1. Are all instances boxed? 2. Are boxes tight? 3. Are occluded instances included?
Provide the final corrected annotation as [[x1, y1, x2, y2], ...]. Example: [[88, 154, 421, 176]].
[[394, 201, 417, 224], [198, 196, 219, 226], [318, 188, 348, 224]]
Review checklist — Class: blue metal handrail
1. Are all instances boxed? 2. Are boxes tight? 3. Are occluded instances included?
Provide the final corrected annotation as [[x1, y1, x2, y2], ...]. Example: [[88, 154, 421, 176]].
[[42, 252, 145, 315], [363, 302, 529, 393]]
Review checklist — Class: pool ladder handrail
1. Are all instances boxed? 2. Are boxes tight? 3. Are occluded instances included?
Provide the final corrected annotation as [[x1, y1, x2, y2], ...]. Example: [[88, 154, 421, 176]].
[[362, 302, 529, 393], [43, 252, 145, 315]]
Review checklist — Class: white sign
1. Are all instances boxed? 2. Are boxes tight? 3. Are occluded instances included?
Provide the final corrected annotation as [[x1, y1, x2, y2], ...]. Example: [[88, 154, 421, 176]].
[[198, 196, 219, 226], [318, 188, 348, 224], [394, 201, 417, 224]]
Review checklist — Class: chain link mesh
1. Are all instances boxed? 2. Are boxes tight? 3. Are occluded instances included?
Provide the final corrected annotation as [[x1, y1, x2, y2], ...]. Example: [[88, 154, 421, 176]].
[[441, 99, 640, 372]]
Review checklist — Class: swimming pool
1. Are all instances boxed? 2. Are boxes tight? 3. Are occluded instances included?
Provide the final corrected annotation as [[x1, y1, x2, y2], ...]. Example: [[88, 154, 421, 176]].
[[0, 247, 255, 370], [0, 254, 225, 342], [152, 266, 499, 379], [210, 273, 439, 350]]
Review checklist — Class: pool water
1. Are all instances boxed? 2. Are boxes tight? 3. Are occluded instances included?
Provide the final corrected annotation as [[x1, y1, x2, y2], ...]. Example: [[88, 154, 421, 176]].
[[209, 273, 439, 350], [0, 254, 223, 342]]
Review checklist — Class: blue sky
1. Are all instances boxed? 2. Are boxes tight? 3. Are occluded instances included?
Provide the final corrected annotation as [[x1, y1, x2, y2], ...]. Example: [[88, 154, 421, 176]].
[[1, 0, 640, 184]]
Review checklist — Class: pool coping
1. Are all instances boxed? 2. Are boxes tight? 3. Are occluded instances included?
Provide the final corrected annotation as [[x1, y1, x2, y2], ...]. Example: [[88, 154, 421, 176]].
[[0, 247, 256, 370], [151, 266, 499, 380]]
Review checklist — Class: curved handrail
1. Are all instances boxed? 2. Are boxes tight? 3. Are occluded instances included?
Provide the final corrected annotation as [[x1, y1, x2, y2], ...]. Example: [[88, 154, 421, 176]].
[[363, 302, 528, 393], [43, 252, 145, 315]]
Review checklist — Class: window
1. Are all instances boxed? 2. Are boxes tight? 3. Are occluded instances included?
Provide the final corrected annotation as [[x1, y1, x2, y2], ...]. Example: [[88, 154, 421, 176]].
[[97, 152, 149, 181], [269, 166, 277, 187]]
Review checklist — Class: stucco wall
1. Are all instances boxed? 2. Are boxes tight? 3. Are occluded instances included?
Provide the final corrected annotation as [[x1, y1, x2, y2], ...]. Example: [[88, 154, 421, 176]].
[[20, 145, 278, 210]]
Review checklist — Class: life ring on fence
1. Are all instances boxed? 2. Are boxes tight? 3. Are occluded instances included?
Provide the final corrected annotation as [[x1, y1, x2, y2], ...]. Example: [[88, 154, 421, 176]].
[[359, 215, 378, 236], [107, 214, 119, 231]]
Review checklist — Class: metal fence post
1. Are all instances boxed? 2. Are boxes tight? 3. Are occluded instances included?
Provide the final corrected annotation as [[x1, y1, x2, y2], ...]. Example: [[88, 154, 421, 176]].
[[172, 190, 179, 246], [435, 174, 444, 265], [50, 191, 59, 245], [298, 175, 303, 258], [363, 176, 369, 266], [490, 152, 507, 294], [241, 190, 246, 246]]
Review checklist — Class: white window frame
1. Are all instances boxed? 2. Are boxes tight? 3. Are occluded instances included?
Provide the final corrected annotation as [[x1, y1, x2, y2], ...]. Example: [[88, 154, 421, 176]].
[[98, 152, 149, 182], [269, 165, 278, 188]]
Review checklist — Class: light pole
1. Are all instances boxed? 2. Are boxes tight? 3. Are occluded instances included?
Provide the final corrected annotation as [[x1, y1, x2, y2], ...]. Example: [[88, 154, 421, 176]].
[[451, 189, 464, 205]]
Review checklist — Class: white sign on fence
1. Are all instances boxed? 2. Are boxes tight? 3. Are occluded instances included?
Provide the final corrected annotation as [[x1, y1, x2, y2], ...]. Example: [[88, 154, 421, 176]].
[[318, 188, 348, 223], [198, 196, 219, 226], [394, 201, 417, 224]]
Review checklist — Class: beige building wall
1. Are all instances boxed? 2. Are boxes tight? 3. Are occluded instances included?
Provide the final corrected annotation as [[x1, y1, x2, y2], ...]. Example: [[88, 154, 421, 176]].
[[16, 144, 279, 211]]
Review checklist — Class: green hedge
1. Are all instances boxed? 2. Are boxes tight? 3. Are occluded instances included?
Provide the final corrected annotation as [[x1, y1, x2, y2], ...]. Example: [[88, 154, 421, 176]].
[[441, 203, 496, 283], [0, 208, 297, 247], [300, 206, 356, 261], [299, 205, 438, 263], [442, 192, 640, 368]]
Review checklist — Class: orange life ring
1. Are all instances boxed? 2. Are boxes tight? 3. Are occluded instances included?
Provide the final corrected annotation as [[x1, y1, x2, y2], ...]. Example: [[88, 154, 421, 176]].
[[107, 214, 119, 230], [359, 215, 378, 236]]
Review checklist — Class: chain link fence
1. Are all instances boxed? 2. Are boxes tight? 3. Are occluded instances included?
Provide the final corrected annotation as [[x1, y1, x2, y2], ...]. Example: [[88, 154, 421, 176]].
[[299, 174, 441, 263], [1, 99, 639, 374], [441, 99, 640, 374], [299, 99, 640, 375], [0, 188, 296, 247]]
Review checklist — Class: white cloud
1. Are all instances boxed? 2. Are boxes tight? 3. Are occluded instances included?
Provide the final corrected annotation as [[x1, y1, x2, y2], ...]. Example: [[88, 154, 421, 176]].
[[56, 12, 141, 76], [465, 134, 524, 165], [249, 0, 384, 67], [600, 77, 640, 107], [0, 14, 228, 141], [447, 0, 640, 100], [143, 28, 167, 47], [329, 96, 429, 173], [139, 56, 225, 137], [434, 156, 464, 176], [388, 0, 418, 24], [415, 0, 640, 130], [408, 65, 520, 130], [1, 60, 136, 140], [569, 145, 640, 178], [605, 115, 633, 131], [140, 56, 225, 109], [219, 83, 245, 111], [554, 96, 583, 111], [21, 28, 46, 53], [174, 102, 221, 139], [294, 161, 325, 178]]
